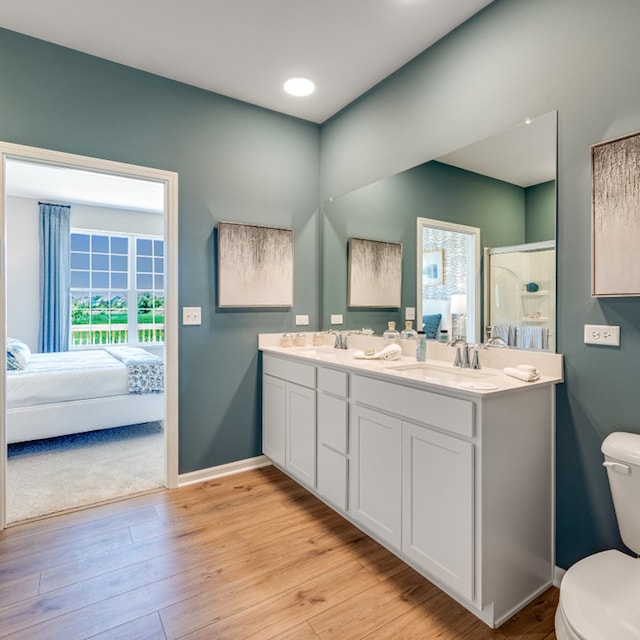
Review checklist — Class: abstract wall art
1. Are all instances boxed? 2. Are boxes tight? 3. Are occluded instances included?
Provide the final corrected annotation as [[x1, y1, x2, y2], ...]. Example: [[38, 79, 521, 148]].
[[347, 237, 402, 308], [218, 221, 294, 307], [592, 130, 640, 297]]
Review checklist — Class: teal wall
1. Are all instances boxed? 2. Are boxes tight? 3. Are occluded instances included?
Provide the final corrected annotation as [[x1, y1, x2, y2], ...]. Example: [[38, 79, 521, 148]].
[[321, 0, 640, 569], [0, 27, 321, 474], [322, 160, 524, 333], [525, 181, 556, 244]]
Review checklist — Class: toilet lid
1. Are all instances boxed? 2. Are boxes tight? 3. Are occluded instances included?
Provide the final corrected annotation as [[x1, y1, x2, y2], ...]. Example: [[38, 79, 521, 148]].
[[561, 550, 640, 640]]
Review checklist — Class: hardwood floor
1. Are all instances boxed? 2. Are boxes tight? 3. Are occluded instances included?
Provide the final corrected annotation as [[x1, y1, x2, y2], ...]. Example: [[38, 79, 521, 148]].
[[0, 466, 559, 639]]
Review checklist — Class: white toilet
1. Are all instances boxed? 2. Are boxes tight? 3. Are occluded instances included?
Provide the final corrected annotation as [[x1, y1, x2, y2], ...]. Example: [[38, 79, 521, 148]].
[[555, 432, 640, 639]]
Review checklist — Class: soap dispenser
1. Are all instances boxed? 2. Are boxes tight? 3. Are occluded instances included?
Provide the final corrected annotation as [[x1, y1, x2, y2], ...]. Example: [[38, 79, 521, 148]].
[[383, 321, 400, 344], [400, 320, 418, 340]]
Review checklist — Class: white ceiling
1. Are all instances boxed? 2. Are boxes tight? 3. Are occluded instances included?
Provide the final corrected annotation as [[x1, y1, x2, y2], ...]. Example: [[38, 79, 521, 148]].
[[436, 111, 557, 188], [6, 160, 166, 213], [0, 0, 493, 124]]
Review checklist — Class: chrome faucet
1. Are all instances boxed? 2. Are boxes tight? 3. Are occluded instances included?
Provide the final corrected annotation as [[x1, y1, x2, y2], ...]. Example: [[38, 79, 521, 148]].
[[470, 344, 481, 369], [485, 336, 507, 348], [448, 338, 470, 368], [333, 331, 348, 349]]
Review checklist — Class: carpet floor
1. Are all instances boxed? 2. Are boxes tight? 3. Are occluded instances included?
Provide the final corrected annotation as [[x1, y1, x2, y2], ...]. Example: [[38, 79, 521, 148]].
[[6, 421, 165, 524]]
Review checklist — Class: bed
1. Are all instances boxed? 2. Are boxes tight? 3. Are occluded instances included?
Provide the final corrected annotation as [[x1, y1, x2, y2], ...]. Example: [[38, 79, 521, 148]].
[[6, 344, 164, 444]]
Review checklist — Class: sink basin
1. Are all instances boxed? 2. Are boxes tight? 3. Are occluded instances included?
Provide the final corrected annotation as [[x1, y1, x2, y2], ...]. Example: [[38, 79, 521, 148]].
[[383, 362, 498, 387], [291, 346, 344, 359]]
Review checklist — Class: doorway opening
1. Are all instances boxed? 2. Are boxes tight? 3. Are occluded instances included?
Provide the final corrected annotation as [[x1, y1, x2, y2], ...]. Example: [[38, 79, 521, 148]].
[[0, 143, 179, 528]]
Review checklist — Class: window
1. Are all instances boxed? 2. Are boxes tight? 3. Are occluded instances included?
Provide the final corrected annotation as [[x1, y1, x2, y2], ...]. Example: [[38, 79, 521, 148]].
[[70, 230, 164, 346]]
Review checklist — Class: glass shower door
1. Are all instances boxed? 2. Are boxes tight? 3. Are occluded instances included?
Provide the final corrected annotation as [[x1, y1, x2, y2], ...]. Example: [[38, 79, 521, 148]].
[[484, 241, 556, 351]]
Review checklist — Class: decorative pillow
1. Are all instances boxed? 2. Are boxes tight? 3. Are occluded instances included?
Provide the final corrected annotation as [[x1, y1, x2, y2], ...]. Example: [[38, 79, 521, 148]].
[[422, 314, 442, 339], [7, 338, 31, 371]]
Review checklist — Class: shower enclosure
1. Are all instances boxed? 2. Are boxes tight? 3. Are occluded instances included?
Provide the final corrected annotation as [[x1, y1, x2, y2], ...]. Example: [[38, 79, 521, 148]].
[[484, 240, 556, 351]]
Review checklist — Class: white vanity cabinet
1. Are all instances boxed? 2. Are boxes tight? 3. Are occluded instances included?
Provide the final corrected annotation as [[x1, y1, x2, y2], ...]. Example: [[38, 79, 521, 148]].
[[261, 348, 556, 628], [262, 354, 316, 488]]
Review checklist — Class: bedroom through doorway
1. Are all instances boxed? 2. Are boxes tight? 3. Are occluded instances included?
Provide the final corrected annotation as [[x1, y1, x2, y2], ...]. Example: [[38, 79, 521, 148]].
[[0, 144, 179, 526]]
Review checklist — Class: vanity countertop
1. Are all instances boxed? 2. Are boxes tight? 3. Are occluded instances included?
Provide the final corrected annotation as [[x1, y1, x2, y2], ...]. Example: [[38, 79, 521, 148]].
[[259, 342, 563, 397]]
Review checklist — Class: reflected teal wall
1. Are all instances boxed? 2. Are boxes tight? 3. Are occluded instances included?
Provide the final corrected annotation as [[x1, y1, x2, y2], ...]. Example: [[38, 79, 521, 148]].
[[525, 181, 556, 244], [0, 27, 321, 474], [321, 0, 640, 569], [323, 160, 524, 333]]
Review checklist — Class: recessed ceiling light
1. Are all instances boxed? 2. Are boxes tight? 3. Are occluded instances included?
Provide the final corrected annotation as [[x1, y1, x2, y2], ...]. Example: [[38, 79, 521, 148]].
[[284, 77, 315, 97]]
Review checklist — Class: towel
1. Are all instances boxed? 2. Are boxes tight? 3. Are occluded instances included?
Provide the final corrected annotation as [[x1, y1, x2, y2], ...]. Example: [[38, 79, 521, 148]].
[[353, 343, 402, 361], [503, 367, 540, 382], [516, 326, 548, 350], [491, 325, 517, 347]]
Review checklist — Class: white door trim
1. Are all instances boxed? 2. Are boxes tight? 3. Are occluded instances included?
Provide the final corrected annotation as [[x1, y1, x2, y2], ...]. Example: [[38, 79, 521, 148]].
[[0, 142, 179, 529]]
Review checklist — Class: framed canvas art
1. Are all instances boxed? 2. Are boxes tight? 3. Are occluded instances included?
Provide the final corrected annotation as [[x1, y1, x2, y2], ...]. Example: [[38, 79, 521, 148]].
[[423, 249, 444, 286], [592, 130, 640, 296], [347, 237, 402, 308], [218, 221, 294, 307]]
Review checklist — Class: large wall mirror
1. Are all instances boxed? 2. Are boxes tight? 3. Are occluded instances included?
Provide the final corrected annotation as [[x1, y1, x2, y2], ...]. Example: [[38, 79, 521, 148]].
[[322, 110, 557, 351]]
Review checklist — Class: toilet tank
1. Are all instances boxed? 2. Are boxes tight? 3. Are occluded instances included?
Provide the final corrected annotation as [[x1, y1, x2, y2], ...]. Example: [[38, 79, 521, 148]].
[[602, 432, 640, 555]]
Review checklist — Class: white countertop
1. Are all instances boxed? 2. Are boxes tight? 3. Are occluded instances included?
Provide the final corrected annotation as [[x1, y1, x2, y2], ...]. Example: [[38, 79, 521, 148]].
[[260, 342, 563, 397]]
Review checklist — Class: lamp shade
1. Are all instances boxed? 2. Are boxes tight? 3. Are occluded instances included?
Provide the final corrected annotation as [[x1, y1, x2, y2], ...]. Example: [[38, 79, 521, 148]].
[[450, 293, 467, 315]]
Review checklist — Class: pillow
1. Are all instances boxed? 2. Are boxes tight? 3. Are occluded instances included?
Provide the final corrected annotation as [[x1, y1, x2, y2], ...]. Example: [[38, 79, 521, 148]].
[[7, 338, 31, 371], [422, 314, 442, 339]]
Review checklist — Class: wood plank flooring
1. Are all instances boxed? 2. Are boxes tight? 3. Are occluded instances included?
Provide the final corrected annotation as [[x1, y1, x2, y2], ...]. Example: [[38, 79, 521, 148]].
[[0, 466, 559, 639]]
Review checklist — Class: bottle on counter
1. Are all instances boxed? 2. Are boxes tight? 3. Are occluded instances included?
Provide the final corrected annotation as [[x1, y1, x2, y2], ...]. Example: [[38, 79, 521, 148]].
[[383, 321, 400, 344], [416, 331, 427, 361], [280, 332, 293, 347], [400, 320, 418, 340], [438, 329, 449, 343], [293, 332, 307, 347]]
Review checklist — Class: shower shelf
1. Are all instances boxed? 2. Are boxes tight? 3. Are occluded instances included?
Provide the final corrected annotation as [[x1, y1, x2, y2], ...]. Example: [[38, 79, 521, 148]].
[[521, 290, 549, 297]]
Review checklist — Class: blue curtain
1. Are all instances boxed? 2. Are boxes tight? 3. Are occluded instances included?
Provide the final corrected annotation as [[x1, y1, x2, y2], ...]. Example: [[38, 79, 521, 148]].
[[39, 203, 71, 352]]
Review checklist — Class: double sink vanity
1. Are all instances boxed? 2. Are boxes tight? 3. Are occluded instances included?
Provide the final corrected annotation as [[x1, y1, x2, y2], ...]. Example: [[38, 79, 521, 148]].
[[259, 333, 563, 628]]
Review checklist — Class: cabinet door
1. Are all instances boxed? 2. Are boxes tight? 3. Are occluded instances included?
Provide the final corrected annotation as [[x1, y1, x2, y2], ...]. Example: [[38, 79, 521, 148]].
[[402, 422, 474, 600], [262, 374, 286, 467], [349, 406, 401, 548], [286, 382, 316, 488]]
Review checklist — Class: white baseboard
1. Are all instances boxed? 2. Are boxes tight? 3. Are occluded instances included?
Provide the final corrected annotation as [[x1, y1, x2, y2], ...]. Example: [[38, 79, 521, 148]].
[[553, 565, 565, 588], [177, 455, 272, 487]]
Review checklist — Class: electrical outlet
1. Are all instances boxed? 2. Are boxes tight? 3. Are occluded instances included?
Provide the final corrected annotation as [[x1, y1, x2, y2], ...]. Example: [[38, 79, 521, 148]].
[[183, 306, 202, 325], [331, 314, 343, 325], [295, 315, 309, 325], [405, 307, 416, 321], [584, 324, 620, 346]]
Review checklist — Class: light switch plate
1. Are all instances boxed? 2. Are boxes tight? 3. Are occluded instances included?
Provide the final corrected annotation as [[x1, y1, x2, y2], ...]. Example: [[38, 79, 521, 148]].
[[295, 315, 309, 325], [331, 314, 343, 325], [405, 307, 416, 321], [183, 307, 202, 325]]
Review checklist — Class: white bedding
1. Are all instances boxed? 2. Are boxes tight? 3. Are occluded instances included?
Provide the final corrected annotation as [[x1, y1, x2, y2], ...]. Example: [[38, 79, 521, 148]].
[[6, 349, 129, 409]]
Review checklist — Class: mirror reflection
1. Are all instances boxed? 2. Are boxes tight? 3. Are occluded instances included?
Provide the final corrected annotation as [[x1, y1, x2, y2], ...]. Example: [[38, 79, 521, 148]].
[[322, 110, 557, 351]]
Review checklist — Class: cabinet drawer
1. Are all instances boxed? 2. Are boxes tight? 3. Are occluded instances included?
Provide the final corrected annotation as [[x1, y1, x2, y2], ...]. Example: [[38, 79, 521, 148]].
[[318, 393, 348, 454], [263, 354, 315, 388], [317, 366, 348, 397], [317, 445, 348, 510], [351, 375, 474, 438]]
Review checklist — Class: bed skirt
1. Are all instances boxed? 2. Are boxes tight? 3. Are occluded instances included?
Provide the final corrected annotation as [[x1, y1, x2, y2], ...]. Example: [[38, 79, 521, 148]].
[[7, 393, 164, 445]]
